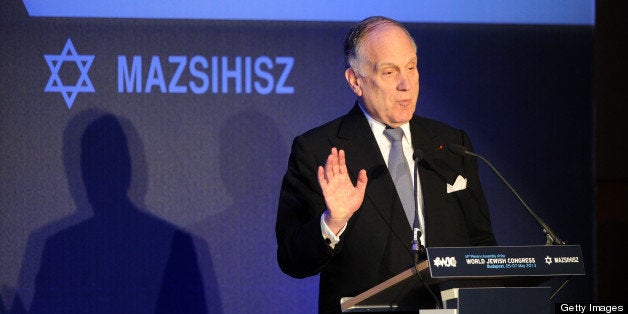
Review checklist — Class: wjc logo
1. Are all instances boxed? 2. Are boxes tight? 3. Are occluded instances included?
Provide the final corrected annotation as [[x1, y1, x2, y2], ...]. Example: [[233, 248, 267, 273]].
[[433, 256, 457, 268]]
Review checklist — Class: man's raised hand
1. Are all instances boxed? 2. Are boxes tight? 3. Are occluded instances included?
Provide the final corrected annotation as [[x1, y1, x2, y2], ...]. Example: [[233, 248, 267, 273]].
[[317, 147, 368, 234]]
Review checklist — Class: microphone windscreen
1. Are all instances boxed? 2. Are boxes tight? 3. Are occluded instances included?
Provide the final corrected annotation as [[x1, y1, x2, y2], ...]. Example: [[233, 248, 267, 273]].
[[412, 148, 424, 161]]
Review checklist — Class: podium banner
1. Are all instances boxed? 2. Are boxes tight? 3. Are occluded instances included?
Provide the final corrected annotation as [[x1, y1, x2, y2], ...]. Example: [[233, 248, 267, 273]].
[[427, 245, 585, 278]]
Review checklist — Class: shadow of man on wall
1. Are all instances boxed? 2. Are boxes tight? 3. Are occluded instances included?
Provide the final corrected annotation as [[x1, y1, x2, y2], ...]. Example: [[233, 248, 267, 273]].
[[28, 111, 211, 313]]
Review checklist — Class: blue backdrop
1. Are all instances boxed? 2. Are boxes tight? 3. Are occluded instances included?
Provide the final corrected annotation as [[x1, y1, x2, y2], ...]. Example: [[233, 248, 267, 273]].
[[1, 1, 594, 313]]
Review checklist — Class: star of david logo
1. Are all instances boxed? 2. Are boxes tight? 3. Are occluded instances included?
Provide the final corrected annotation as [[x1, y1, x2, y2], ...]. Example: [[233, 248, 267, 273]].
[[44, 38, 95, 109], [545, 256, 553, 265]]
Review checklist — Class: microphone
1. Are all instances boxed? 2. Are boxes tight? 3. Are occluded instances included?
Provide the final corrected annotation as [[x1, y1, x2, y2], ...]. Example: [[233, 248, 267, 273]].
[[445, 144, 565, 245], [411, 150, 426, 261], [411, 148, 442, 309]]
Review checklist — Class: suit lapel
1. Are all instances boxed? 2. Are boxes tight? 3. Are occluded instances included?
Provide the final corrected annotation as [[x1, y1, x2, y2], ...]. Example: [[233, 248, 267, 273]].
[[330, 104, 413, 250]]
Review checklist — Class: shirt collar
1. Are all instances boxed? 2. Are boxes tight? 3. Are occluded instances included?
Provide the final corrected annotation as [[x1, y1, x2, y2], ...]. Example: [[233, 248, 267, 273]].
[[358, 101, 411, 140]]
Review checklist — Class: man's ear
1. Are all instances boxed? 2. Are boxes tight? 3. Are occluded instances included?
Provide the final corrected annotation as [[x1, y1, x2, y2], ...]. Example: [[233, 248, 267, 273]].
[[344, 68, 362, 96]]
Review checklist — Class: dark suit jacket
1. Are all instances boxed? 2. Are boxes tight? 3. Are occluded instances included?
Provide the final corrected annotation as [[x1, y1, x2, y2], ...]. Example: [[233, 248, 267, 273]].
[[276, 103, 496, 313]]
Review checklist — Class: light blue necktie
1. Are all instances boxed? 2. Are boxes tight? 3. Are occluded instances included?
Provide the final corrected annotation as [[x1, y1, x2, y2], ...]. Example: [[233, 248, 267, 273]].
[[384, 128, 415, 227]]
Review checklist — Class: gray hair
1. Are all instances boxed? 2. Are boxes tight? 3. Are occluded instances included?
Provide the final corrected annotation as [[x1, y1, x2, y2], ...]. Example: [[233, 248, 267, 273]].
[[343, 16, 417, 76]]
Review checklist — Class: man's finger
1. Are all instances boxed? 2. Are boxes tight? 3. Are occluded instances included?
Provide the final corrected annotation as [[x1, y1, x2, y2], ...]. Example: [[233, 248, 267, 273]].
[[338, 149, 348, 175], [331, 147, 340, 175], [324, 150, 335, 179], [317, 166, 328, 189], [356, 169, 368, 192]]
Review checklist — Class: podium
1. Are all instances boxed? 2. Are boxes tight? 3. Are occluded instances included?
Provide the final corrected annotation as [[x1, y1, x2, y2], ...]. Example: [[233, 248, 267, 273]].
[[340, 245, 585, 313]]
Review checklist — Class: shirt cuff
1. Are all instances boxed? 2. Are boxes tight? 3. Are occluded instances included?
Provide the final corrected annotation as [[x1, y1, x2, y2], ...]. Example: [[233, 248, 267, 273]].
[[320, 212, 346, 249]]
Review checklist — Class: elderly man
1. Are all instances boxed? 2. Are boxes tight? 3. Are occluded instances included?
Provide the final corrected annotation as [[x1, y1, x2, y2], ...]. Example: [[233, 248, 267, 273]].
[[276, 16, 496, 313]]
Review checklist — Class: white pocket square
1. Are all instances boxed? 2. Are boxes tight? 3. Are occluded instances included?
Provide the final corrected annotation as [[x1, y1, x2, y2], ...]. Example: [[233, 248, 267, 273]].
[[447, 175, 467, 193]]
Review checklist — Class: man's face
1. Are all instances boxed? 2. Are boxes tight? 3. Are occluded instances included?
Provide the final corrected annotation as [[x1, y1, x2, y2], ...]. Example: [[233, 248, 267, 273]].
[[345, 24, 419, 128]]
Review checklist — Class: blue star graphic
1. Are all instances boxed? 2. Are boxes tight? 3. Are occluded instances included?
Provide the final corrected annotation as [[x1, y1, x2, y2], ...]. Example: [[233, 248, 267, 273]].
[[44, 38, 95, 109]]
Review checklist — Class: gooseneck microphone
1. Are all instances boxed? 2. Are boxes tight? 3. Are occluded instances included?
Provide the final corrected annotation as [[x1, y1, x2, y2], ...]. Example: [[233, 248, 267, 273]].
[[411, 148, 442, 309], [446, 144, 565, 245], [411, 150, 426, 262]]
